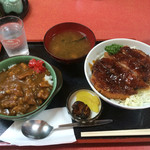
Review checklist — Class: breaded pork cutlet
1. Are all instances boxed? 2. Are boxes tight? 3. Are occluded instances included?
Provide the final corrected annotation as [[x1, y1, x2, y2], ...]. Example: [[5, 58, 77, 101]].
[[91, 46, 150, 100]]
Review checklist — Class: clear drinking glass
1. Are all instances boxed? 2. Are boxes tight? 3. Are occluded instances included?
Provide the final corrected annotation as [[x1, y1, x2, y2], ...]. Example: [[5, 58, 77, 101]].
[[0, 15, 29, 57]]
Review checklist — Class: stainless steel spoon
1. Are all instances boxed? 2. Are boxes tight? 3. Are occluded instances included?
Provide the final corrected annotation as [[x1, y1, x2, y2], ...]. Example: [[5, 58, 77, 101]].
[[21, 119, 113, 139]]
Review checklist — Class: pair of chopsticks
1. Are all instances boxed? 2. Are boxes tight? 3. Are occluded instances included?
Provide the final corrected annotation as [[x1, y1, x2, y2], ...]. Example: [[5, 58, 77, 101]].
[[81, 129, 150, 137]]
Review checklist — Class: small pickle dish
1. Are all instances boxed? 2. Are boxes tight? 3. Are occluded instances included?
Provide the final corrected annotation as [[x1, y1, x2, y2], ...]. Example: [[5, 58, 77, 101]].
[[0, 55, 59, 121], [66, 89, 102, 124]]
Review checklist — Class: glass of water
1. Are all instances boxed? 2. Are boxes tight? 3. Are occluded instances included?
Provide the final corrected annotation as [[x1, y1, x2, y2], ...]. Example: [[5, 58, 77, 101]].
[[0, 16, 29, 57]]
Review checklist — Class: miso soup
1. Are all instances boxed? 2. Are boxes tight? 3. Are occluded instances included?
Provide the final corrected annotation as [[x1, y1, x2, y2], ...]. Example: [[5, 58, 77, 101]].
[[48, 31, 91, 60]]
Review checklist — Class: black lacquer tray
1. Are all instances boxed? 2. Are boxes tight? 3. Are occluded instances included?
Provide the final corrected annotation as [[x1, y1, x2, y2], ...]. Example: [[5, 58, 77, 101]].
[[0, 42, 150, 144]]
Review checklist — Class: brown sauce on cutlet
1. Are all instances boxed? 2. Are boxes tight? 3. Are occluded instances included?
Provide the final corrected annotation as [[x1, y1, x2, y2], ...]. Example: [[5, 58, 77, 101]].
[[121, 46, 147, 59], [114, 46, 150, 82], [91, 46, 150, 99], [92, 58, 138, 95]]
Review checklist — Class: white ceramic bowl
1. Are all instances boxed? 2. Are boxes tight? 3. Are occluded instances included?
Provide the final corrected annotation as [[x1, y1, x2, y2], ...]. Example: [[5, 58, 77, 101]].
[[84, 38, 150, 110]]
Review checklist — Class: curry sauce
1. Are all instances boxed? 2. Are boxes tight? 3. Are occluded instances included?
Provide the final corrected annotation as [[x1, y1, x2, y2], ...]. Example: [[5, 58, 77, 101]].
[[0, 62, 52, 116]]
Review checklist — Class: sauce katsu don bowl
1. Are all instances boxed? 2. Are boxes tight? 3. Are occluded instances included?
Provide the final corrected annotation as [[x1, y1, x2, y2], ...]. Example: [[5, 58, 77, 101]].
[[0, 55, 57, 120], [84, 38, 150, 110]]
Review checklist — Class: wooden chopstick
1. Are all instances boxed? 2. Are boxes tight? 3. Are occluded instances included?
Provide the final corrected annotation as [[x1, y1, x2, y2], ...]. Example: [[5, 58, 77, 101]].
[[81, 129, 150, 137]]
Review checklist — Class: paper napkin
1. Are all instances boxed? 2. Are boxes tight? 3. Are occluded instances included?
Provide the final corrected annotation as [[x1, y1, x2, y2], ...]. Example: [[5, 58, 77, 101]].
[[0, 107, 76, 146]]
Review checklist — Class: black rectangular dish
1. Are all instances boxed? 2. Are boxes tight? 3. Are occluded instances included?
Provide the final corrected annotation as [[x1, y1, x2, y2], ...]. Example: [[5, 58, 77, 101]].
[[0, 42, 150, 144]]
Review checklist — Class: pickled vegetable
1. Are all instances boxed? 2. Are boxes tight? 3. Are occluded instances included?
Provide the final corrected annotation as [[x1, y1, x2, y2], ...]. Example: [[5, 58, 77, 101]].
[[72, 101, 90, 119], [76, 90, 100, 113]]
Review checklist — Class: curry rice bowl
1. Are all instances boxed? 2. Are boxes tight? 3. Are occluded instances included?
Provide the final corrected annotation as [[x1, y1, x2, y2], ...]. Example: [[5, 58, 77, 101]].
[[0, 62, 53, 116]]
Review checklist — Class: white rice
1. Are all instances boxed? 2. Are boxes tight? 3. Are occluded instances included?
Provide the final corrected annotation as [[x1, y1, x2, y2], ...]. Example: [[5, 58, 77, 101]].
[[8, 64, 16, 69], [1, 64, 16, 72], [44, 75, 53, 86]]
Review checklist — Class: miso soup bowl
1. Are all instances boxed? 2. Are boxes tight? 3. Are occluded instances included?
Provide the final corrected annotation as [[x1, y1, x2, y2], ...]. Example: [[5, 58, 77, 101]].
[[0, 55, 59, 121], [44, 22, 96, 64]]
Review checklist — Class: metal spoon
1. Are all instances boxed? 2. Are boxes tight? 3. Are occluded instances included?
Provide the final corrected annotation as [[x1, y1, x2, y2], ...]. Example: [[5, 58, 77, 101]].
[[21, 119, 113, 139]]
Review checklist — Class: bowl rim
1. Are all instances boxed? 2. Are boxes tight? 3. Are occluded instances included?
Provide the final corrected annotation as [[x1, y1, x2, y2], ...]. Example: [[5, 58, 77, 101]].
[[0, 55, 57, 120], [43, 22, 96, 62], [84, 38, 150, 110]]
